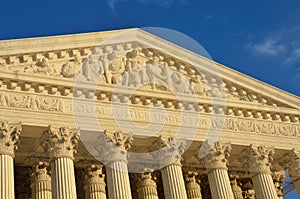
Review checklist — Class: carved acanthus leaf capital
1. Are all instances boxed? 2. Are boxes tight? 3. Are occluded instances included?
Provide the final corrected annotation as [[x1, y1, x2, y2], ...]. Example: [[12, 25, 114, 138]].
[[85, 164, 105, 185], [197, 141, 231, 170], [239, 145, 274, 174], [41, 125, 79, 159], [151, 136, 186, 166], [134, 168, 157, 189], [0, 121, 22, 156], [31, 161, 51, 183], [272, 170, 285, 198], [277, 149, 300, 180], [104, 130, 133, 151], [93, 130, 133, 163], [184, 171, 201, 187]]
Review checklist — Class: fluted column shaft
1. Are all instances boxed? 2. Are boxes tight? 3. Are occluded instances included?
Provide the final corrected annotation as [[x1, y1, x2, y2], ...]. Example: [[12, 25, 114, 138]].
[[84, 164, 106, 199], [95, 130, 133, 199], [41, 126, 79, 199], [0, 121, 21, 199], [294, 178, 300, 198], [186, 187, 201, 199], [85, 184, 106, 199], [51, 158, 77, 199], [137, 186, 158, 199], [239, 145, 278, 199], [31, 180, 52, 199], [135, 170, 158, 199], [184, 172, 202, 199], [0, 155, 14, 199], [251, 173, 278, 199], [278, 150, 300, 199], [208, 169, 234, 199], [106, 161, 132, 199], [198, 141, 233, 199], [232, 191, 243, 199], [31, 162, 52, 199], [273, 171, 284, 199], [161, 163, 187, 199], [230, 178, 243, 199], [151, 136, 187, 199]]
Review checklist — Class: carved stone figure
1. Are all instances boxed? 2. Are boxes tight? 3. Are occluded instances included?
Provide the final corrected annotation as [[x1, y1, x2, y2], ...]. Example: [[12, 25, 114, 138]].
[[125, 50, 146, 70], [110, 58, 126, 84], [159, 64, 173, 90], [145, 61, 164, 89], [61, 55, 82, 78], [37, 58, 50, 73], [210, 86, 224, 97], [82, 56, 105, 83], [24, 57, 60, 76], [0, 92, 8, 107], [190, 75, 209, 96], [170, 72, 191, 94], [127, 67, 148, 87], [0, 58, 8, 70]]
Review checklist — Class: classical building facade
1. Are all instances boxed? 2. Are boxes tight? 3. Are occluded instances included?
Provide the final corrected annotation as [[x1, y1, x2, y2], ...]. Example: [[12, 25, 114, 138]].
[[0, 28, 299, 199]]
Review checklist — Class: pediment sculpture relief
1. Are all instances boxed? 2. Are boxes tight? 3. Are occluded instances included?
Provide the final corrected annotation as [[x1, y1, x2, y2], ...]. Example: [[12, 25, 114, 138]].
[[79, 48, 211, 96], [0, 45, 291, 108]]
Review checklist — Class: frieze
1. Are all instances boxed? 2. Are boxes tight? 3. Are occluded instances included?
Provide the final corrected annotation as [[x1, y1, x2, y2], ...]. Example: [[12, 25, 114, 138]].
[[0, 91, 63, 112], [68, 103, 300, 137], [0, 91, 298, 138]]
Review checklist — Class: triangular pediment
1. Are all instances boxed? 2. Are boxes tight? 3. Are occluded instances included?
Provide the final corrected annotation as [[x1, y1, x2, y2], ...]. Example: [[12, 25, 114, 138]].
[[0, 28, 299, 114]]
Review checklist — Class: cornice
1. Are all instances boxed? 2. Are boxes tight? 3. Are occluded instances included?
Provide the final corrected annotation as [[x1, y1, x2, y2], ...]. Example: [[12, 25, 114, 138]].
[[0, 71, 299, 124], [0, 29, 128, 56]]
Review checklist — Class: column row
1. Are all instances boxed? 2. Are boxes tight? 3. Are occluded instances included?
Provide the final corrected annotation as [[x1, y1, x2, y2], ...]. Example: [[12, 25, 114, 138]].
[[1, 121, 300, 199]]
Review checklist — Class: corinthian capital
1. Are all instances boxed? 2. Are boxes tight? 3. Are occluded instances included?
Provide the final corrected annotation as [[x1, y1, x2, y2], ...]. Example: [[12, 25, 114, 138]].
[[197, 141, 231, 170], [239, 145, 274, 174], [278, 149, 300, 180], [0, 121, 22, 157], [135, 168, 157, 188], [104, 130, 133, 151], [184, 171, 200, 186], [151, 136, 186, 166], [85, 164, 105, 185], [42, 125, 79, 159], [31, 161, 51, 183], [93, 130, 133, 164]]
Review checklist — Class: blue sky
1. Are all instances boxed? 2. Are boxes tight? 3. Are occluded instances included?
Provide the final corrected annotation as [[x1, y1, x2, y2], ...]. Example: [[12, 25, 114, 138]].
[[1, 0, 300, 96], [0, 0, 299, 198]]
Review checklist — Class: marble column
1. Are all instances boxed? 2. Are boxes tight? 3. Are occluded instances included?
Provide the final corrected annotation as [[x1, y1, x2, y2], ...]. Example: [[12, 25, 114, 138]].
[[295, 179, 300, 199], [197, 141, 234, 199], [96, 130, 132, 199], [272, 171, 285, 199], [0, 121, 21, 199], [135, 169, 159, 199], [30, 162, 52, 199], [84, 164, 106, 199], [184, 171, 202, 199], [230, 177, 243, 199], [239, 145, 278, 199], [278, 149, 300, 199], [152, 136, 187, 199], [41, 125, 79, 199], [244, 189, 256, 199]]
